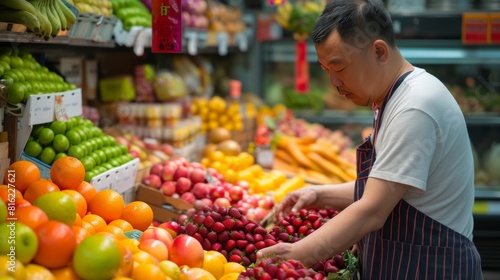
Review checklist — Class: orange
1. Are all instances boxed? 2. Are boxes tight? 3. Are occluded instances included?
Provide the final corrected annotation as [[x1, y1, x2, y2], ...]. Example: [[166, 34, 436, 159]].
[[82, 214, 107, 231], [96, 225, 125, 240], [132, 263, 165, 280], [62, 190, 87, 218], [72, 225, 92, 245], [80, 220, 96, 235], [33, 220, 77, 269], [133, 250, 159, 265], [75, 181, 97, 205], [50, 156, 85, 190], [109, 219, 134, 232], [115, 242, 134, 277], [3, 160, 40, 194], [89, 189, 124, 224], [0, 184, 23, 204], [23, 179, 60, 204], [120, 201, 154, 231], [73, 213, 82, 226], [13, 205, 49, 230], [119, 238, 140, 254], [50, 266, 80, 280]]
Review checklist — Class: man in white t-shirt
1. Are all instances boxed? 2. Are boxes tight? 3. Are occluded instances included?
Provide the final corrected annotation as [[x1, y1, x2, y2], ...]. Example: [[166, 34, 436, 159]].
[[257, 0, 483, 279]]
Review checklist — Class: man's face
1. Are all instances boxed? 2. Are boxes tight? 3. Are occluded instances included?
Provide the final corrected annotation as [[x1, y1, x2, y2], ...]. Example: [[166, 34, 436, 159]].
[[315, 30, 380, 107]]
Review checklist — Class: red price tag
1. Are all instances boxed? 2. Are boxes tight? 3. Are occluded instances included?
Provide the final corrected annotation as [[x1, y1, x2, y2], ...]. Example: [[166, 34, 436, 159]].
[[152, 0, 182, 53], [462, 13, 489, 45], [490, 13, 500, 44], [295, 41, 309, 93], [267, 0, 286, 6]]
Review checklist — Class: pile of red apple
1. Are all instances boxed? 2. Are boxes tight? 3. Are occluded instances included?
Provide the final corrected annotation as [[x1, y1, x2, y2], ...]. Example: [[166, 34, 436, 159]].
[[141, 157, 275, 223]]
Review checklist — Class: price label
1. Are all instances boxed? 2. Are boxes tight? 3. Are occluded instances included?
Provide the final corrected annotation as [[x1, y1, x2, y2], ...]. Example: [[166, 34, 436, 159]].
[[54, 95, 69, 122], [462, 13, 489, 45], [152, 0, 182, 53], [490, 13, 500, 44], [217, 32, 229, 56], [186, 30, 198, 55], [235, 32, 248, 52]]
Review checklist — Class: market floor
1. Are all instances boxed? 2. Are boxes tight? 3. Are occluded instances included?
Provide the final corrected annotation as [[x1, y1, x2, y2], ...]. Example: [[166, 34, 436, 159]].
[[483, 270, 500, 280]]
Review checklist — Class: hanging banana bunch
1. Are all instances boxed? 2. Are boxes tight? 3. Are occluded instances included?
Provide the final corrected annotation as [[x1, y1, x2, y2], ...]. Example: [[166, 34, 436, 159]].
[[0, 0, 77, 40], [273, 0, 326, 40]]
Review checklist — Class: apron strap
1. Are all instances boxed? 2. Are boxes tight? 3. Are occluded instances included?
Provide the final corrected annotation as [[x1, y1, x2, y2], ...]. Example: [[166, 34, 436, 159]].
[[372, 70, 413, 146]]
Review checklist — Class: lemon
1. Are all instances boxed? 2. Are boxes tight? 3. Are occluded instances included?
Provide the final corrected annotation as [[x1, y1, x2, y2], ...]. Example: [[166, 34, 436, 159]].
[[202, 251, 227, 279], [25, 264, 55, 280], [0, 255, 27, 280], [223, 262, 245, 274], [220, 272, 241, 280]]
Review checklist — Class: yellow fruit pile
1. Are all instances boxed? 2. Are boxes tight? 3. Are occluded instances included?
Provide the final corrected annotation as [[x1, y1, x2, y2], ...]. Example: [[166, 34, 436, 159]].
[[201, 150, 255, 183], [237, 164, 292, 194], [192, 96, 256, 133]]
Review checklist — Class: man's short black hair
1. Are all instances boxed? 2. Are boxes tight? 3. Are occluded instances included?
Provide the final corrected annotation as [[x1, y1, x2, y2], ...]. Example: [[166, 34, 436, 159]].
[[311, 0, 396, 48]]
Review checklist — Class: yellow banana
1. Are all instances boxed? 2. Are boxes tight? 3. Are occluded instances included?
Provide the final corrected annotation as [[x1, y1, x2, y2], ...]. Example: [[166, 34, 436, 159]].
[[303, 2, 323, 14], [274, 13, 290, 29]]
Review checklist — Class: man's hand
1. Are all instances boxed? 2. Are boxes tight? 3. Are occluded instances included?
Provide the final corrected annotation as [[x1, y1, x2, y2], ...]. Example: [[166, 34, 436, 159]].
[[274, 187, 318, 222], [256, 242, 295, 264]]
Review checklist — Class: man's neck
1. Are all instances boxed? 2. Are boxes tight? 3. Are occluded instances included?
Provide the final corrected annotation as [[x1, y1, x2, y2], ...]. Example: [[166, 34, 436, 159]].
[[374, 56, 413, 108]]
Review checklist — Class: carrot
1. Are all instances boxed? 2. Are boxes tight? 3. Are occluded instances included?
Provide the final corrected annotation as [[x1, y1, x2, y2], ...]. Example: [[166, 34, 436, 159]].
[[283, 141, 317, 170], [272, 158, 299, 174], [274, 149, 298, 167], [305, 169, 335, 184], [307, 152, 354, 182]]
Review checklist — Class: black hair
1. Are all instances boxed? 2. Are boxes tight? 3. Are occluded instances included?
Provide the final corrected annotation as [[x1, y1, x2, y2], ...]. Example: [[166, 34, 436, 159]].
[[311, 0, 396, 48]]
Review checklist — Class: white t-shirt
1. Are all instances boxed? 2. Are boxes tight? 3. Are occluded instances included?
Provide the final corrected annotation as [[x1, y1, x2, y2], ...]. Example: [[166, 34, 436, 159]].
[[369, 67, 475, 240]]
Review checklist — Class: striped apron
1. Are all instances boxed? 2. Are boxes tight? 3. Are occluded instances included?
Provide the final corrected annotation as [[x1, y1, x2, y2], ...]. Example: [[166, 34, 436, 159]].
[[354, 72, 484, 279]]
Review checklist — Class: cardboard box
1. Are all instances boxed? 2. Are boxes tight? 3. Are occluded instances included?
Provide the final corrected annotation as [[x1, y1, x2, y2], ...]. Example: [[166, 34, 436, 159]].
[[135, 185, 193, 223]]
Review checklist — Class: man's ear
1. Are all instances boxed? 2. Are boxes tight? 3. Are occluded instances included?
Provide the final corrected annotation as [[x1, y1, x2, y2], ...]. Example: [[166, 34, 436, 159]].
[[373, 39, 389, 64]]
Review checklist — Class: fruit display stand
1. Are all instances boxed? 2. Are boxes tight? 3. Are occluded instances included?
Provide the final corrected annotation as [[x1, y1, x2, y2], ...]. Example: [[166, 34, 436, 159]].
[[69, 12, 118, 43], [135, 184, 193, 222], [5, 89, 83, 163]]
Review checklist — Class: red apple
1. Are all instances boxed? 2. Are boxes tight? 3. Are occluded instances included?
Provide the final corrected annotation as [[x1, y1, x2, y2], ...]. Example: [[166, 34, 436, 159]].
[[222, 182, 233, 191], [129, 150, 140, 159], [176, 214, 189, 225], [169, 235, 204, 268], [191, 183, 209, 199], [176, 177, 192, 194], [161, 164, 177, 182], [200, 198, 213, 208], [213, 197, 231, 208], [142, 174, 162, 189], [115, 136, 131, 149], [174, 166, 190, 181], [209, 186, 226, 200], [253, 207, 270, 222], [180, 192, 195, 204], [140, 227, 174, 251], [257, 195, 275, 210], [159, 143, 174, 156], [158, 221, 183, 238], [235, 180, 250, 190], [189, 162, 204, 169], [149, 163, 164, 176], [189, 168, 206, 184], [161, 181, 177, 196], [235, 202, 250, 215], [228, 186, 244, 202]]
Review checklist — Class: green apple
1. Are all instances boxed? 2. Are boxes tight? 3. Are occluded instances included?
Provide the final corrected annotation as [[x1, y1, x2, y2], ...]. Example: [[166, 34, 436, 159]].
[[34, 192, 76, 226], [0, 222, 39, 264], [0, 200, 6, 223]]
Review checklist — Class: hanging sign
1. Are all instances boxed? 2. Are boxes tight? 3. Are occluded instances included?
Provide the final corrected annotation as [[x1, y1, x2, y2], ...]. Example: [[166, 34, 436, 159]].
[[490, 13, 500, 44], [295, 41, 309, 93], [462, 13, 489, 45], [152, 0, 182, 53]]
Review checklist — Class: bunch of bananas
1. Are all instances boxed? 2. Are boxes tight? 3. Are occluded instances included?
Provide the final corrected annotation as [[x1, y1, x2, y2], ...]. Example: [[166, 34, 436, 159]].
[[0, 0, 77, 40], [274, 0, 325, 40]]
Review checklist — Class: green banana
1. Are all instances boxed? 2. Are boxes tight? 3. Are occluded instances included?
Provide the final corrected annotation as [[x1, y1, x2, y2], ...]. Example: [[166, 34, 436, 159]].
[[0, 0, 39, 16], [50, 0, 66, 30], [40, 0, 61, 37], [0, 8, 41, 33], [26, 0, 53, 39], [57, 0, 76, 28]]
